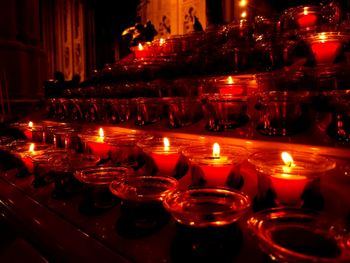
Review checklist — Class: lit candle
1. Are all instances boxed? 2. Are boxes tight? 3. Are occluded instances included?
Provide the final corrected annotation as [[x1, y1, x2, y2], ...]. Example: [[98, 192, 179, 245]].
[[310, 32, 342, 65], [199, 143, 233, 186], [270, 152, 309, 206], [219, 76, 244, 95], [85, 128, 111, 159], [133, 43, 147, 59], [21, 143, 36, 173], [297, 7, 317, 28], [148, 137, 181, 176], [23, 121, 44, 142]]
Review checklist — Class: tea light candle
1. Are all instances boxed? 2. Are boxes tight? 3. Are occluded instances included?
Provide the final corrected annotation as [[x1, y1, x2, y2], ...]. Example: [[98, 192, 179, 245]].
[[199, 143, 233, 186], [85, 128, 111, 159], [310, 32, 342, 65], [270, 152, 309, 206], [297, 7, 317, 28], [150, 137, 180, 175], [219, 76, 244, 95], [184, 143, 246, 187], [18, 143, 51, 174], [24, 121, 43, 142], [133, 43, 147, 59]]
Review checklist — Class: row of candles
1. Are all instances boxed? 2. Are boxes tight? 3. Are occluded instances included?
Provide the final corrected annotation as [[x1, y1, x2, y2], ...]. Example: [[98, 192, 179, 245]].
[[2, 122, 350, 262], [15, 121, 337, 208], [130, 31, 345, 66]]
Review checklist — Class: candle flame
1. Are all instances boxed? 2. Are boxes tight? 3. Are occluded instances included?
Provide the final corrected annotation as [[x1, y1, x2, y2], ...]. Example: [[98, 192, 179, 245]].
[[239, 0, 247, 7], [29, 143, 35, 153], [28, 121, 33, 128], [213, 143, 220, 158], [303, 7, 308, 16], [227, 76, 234, 85], [163, 137, 170, 152], [138, 43, 144, 51], [241, 11, 247, 18], [281, 152, 295, 173], [159, 38, 165, 45], [319, 32, 327, 43], [99, 128, 104, 138]]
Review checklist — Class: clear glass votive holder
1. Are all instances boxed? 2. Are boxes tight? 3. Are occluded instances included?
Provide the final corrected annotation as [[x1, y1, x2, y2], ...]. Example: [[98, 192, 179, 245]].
[[75, 166, 132, 213], [53, 127, 79, 150], [106, 99, 134, 124], [305, 32, 348, 65], [31, 150, 69, 188], [12, 143, 53, 175], [49, 153, 100, 199], [110, 175, 178, 227], [203, 93, 248, 132], [163, 97, 203, 128], [163, 187, 250, 228], [247, 208, 350, 263], [255, 91, 311, 136], [78, 129, 127, 159], [134, 97, 163, 126], [182, 144, 247, 189], [280, 6, 321, 33], [137, 136, 189, 176], [69, 99, 84, 121], [248, 150, 336, 208]]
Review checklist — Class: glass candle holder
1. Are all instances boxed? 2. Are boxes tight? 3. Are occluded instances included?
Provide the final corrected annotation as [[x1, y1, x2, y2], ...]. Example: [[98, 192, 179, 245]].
[[280, 6, 321, 32], [163, 187, 250, 228], [18, 121, 45, 142], [31, 150, 69, 188], [12, 143, 53, 174], [69, 99, 84, 121], [134, 97, 163, 126], [163, 97, 203, 128], [256, 91, 311, 136], [78, 128, 126, 159], [110, 175, 178, 231], [203, 93, 249, 131], [137, 137, 189, 176], [53, 126, 79, 150], [182, 143, 247, 189], [248, 150, 336, 208], [106, 99, 134, 124], [49, 153, 100, 199], [306, 32, 347, 65], [247, 208, 350, 262], [75, 166, 132, 214]]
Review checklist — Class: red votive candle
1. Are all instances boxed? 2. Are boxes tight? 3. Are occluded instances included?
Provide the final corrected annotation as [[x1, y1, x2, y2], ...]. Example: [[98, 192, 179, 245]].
[[219, 76, 244, 95], [82, 128, 112, 159], [249, 150, 336, 207], [297, 13, 317, 28], [132, 43, 148, 59], [14, 143, 52, 173], [309, 32, 343, 65], [138, 137, 184, 176], [183, 143, 247, 187]]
